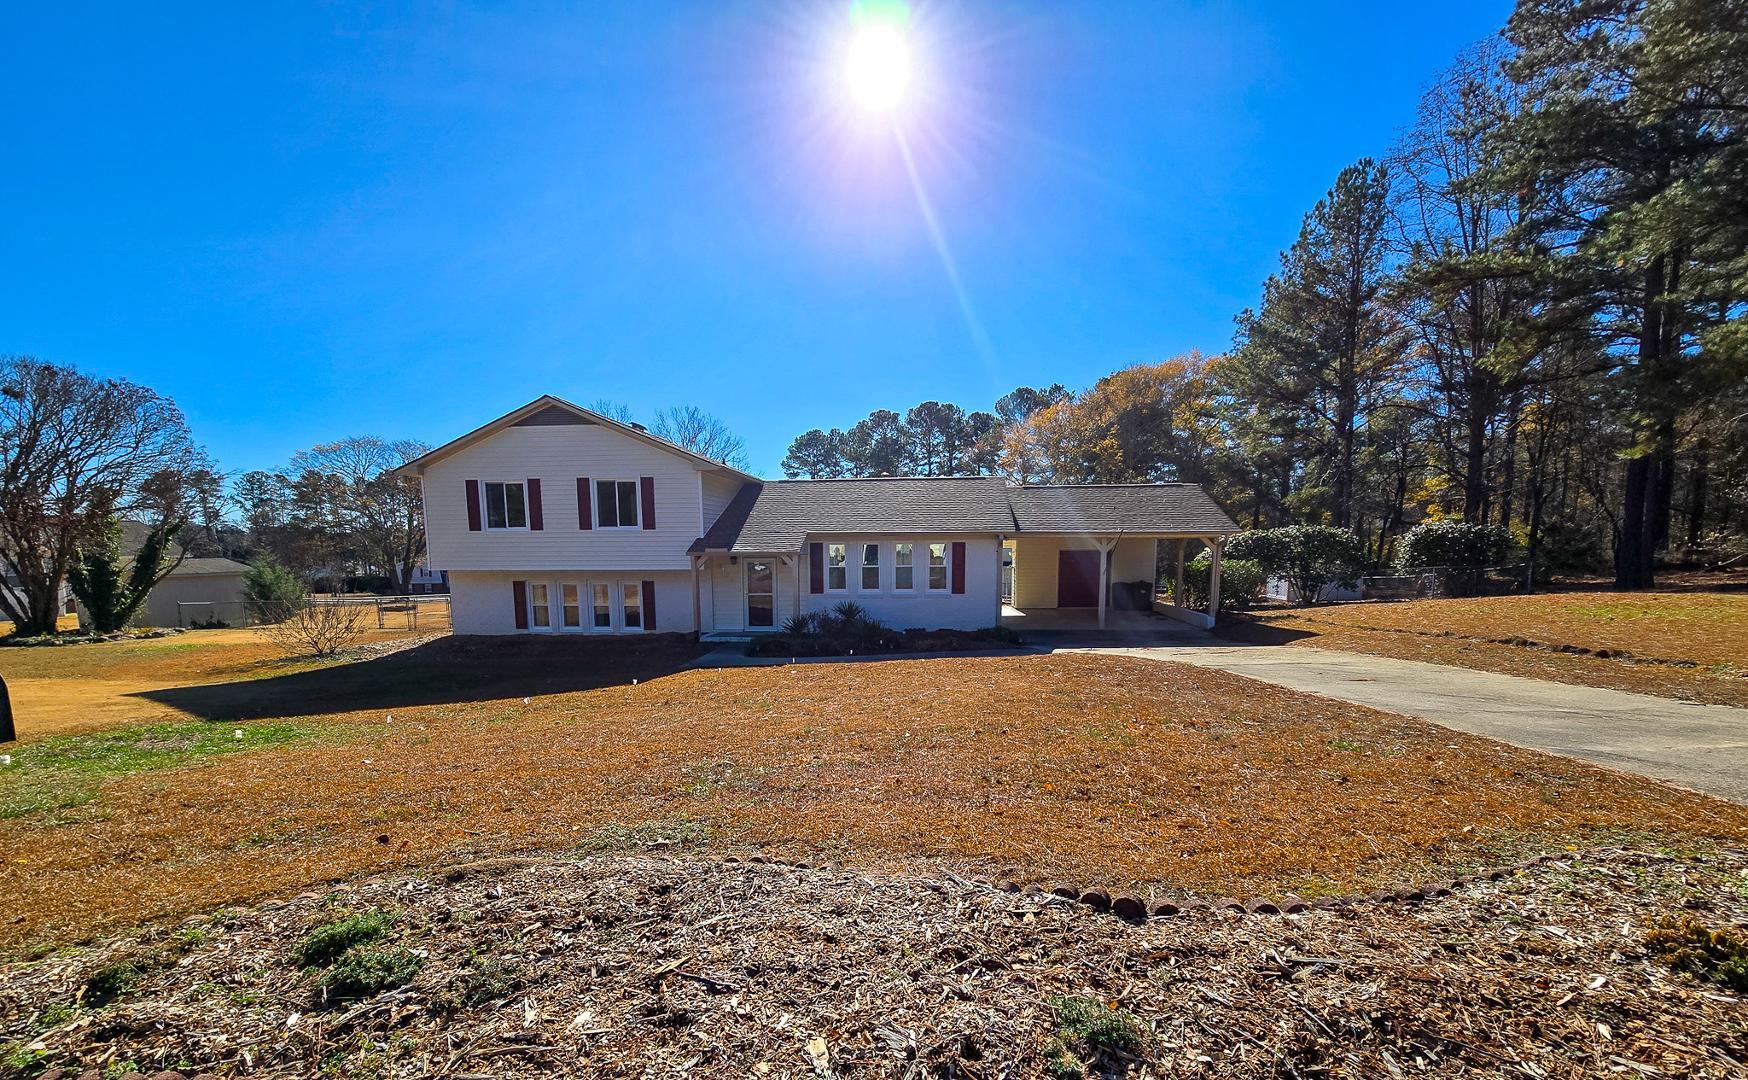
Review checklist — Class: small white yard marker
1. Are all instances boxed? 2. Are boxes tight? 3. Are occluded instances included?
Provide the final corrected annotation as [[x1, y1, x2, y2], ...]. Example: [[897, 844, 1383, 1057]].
[[233, 729, 244, 740], [0, 755, 11, 767]]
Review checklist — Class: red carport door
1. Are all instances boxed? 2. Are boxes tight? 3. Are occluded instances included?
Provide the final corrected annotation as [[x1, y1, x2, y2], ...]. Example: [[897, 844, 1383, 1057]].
[[1057, 550, 1101, 608]]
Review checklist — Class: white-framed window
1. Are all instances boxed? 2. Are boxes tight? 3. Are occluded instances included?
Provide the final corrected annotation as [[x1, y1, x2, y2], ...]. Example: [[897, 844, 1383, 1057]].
[[594, 479, 640, 529], [560, 583, 582, 630], [527, 581, 553, 630], [484, 481, 527, 530], [621, 582, 644, 629], [894, 542, 914, 591], [927, 542, 948, 591], [860, 543, 880, 591], [590, 582, 613, 629], [825, 543, 848, 591]]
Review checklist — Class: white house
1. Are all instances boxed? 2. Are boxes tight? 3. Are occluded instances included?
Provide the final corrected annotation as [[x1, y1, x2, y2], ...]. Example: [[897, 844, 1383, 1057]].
[[397, 396, 1240, 638]]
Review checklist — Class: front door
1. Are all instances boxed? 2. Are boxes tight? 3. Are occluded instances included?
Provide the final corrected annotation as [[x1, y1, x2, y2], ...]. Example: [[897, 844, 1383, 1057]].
[[745, 558, 776, 629], [1057, 549, 1101, 608]]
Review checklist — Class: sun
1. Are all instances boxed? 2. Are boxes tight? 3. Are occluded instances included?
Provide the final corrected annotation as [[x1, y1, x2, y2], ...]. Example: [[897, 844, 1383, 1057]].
[[844, 15, 913, 112]]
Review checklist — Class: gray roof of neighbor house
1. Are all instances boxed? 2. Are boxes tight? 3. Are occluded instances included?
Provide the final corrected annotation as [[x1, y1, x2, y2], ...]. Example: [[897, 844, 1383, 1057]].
[[1007, 484, 1239, 535], [169, 557, 252, 577], [690, 477, 1016, 554], [690, 478, 1237, 553]]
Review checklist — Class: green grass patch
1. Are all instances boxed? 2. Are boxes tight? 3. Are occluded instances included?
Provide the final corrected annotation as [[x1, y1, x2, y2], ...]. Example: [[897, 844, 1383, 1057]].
[[0, 720, 324, 820]]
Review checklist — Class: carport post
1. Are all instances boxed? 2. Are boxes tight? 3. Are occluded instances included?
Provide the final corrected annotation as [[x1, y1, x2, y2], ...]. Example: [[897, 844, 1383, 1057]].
[[1093, 535, 1118, 629], [1174, 539, 1186, 607], [1207, 538, 1222, 619]]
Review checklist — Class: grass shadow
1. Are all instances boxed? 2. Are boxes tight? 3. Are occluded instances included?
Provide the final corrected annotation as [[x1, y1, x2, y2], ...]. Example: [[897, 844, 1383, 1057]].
[[136, 634, 709, 721]]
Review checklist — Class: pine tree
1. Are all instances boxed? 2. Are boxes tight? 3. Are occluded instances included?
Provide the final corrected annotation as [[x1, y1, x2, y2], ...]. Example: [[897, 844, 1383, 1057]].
[[1494, 0, 1747, 587], [1227, 160, 1406, 530]]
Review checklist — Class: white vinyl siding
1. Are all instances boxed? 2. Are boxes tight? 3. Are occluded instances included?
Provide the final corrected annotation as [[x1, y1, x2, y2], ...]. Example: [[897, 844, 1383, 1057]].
[[423, 423, 714, 572]]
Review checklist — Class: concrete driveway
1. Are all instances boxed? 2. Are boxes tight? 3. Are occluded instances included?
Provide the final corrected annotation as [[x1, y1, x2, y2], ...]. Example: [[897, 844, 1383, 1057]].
[[1081, 643, 1748, 805]]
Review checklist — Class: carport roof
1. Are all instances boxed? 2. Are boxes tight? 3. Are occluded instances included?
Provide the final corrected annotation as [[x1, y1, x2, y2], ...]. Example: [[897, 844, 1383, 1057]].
[[1007, 484, 1239, 536], [690, 478, 1238, 554]]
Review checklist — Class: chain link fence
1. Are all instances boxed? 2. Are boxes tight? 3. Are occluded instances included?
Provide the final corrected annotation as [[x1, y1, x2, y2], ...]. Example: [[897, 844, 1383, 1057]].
[[178, 595, 452, 632]]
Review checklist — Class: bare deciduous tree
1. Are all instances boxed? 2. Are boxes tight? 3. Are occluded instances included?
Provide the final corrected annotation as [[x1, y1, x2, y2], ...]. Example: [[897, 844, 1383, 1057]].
[[284, 437, 430, 592], [651, 406, 750, 469], [0, 356, 206, 636]]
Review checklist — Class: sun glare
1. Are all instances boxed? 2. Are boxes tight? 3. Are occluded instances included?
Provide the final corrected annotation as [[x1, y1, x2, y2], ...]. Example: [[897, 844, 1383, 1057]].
[[845, 23, 911, 112]]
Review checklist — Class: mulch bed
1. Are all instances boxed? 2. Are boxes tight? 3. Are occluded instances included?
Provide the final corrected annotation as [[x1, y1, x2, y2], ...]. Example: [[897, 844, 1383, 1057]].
[[2, 845, 1744, 1077]]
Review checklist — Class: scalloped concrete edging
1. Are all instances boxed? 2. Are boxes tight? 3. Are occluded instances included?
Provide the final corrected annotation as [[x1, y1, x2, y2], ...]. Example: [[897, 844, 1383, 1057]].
[[720, 851, 1560, 926]]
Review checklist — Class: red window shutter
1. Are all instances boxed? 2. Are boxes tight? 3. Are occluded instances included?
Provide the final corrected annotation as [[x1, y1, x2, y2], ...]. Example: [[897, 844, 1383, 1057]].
[[951, 541, 967, 594], [642, 580, 656, 630], [809, 543, 824, 594], [512, 580, 528, 629], [576, 478, 592, 529], [526, 478, 544, 531], [640, 476, 656, 530], [465, 479, 482, 531]]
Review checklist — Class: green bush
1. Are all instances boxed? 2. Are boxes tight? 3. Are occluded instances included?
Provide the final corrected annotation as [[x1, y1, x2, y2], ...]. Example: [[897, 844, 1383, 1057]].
[[1397, 520, 1513, 571], [1223, 530, 1291, 574], [1228, 525, 1365, 605], [244, 556, 306, 619], [1180, 555, 1266, 611]]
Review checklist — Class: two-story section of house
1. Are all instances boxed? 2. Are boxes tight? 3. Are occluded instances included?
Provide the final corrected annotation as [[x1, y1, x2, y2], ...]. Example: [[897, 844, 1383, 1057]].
[[397, 396, 756, 636], [400, 396, 1241, 638]]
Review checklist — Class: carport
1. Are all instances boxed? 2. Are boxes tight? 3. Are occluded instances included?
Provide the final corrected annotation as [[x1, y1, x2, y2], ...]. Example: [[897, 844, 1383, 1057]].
[[1002, 485, 1241, 631]]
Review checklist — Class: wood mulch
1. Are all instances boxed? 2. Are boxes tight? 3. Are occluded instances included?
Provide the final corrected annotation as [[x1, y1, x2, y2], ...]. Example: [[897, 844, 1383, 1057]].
[[5, 648, 1748, 955], [2, 845, 1744, 1077], [1236, 591, 1748, 708]]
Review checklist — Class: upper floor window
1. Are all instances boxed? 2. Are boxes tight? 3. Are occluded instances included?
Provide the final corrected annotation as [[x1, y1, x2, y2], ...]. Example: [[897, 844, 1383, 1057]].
[[927, 542, 948, 591], [825, 543, 848, 591], [894, 543, 914, 590], [861, 543, 880, 590], [595, 479, 640, 528], [484, 482, 527, 530]]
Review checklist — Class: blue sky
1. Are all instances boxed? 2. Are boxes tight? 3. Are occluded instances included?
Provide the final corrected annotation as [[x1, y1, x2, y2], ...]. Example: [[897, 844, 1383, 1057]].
[[2, 1, 1511, 478]]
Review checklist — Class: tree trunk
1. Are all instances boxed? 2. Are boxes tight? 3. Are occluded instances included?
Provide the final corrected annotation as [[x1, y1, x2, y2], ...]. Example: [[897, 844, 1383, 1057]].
[[1617, 258, 1667, 590], [0, 672, 13, 743], [1462, 399, 1488, 523], [1687, 442, 1709, 551], [1617, 455, 1650, 589]]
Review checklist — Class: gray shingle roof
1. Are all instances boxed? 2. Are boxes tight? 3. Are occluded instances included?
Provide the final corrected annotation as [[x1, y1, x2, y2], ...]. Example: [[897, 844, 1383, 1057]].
[[691, 478, 1236, 553], [170, 557, 252, 577], [1008, 484, 1239, 535]]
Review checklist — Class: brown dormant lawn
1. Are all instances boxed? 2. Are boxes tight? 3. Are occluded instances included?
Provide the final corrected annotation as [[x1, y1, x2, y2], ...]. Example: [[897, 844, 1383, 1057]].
[[1238, 590, 1748, 707], [3, 634, 1746, 952]]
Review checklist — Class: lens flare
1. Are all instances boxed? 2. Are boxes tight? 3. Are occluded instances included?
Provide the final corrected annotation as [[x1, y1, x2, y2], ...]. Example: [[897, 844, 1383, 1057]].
[[845, 23, 911, 111]]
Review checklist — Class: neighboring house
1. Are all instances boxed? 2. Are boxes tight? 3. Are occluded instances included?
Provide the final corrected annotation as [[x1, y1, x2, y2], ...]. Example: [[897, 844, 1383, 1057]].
[[139, 557, 252, 627], [409, 564, 450, 594], [70, 523, 253, 628], [396, 396, 1241, 638]]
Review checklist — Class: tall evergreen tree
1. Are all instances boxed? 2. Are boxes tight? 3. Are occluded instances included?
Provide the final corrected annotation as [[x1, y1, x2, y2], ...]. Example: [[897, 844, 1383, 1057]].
[[1227, 160, 1406, 530], [1494, 0, 1747, 587]]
